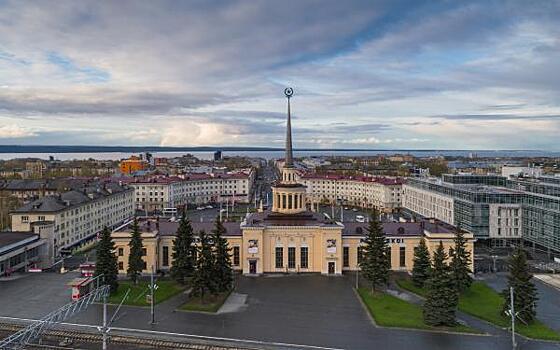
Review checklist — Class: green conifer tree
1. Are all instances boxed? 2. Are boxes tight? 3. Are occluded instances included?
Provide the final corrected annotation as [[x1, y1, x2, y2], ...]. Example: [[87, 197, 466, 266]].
[[412, 238, 431, 288], [449, 228, 473, 294], [127, 217, 144, 284], [170, 214, 196, 284], [212, 218, 233, 292], [94, 226, 119, 293], [423, 241, 458, 326], [359, 209, 390, 292], [502, 247, 538, 323], [191, 230, 217, 302]]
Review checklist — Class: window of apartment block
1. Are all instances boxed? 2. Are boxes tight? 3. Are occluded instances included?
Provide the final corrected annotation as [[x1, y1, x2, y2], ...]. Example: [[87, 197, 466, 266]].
[[162, 246, 169, 267], [399, 246, 406, 267], [118, 248, 123, 256], [233, 246, 240, 266], [142, 248, 147, 256], [300, 247, 308, 269], [118, 261, 123, 270], [275, 247, 283, 268], [21, 216, 29, 223], [288, 247, 296, 269], [142, 261, 147, 270], [343, 246, 349, 267]]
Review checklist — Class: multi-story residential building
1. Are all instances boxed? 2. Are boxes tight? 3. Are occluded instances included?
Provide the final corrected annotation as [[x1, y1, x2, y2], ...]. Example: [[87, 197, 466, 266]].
[[300, 174, 404, 213], [403, 174, 560, 256], [123, 169, 255, 212], [10, 183, 134, 257]]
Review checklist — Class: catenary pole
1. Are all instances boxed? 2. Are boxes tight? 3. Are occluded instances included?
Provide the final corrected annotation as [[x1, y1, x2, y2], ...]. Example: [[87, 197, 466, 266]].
[[510, 286, 516, 349], [150, 265, 155, 324]]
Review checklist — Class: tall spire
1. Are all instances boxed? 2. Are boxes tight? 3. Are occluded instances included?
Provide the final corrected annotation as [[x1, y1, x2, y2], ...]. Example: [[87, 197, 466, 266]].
[[284, 87, 294, 168]]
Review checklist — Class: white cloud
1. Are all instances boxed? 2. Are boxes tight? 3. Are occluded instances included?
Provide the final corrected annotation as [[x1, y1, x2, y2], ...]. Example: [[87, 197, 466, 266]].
[[0, 124, 37, 138]]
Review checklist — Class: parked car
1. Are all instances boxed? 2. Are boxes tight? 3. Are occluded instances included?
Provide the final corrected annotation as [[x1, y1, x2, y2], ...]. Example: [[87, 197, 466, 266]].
[[352, 208, 358, 212], [344, 207, 349, 210], [356, 215, 365, 223], [206, 205, 213, 209], [196, 206, 204, 210]]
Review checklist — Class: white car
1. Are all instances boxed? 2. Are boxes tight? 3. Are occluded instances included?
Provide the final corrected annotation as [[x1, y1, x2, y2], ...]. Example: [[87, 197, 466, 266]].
[[206, 205, 213, 209], [356, 215, 365, 223], [344, 207, 349, 210], [219, 208, 226, 213], [196, 206, 204, 210], [352, 208, 358, 212]]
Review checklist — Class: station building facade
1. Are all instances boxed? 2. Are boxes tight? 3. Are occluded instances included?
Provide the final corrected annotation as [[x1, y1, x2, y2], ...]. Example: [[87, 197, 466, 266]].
[[112, 88, 473, 276]]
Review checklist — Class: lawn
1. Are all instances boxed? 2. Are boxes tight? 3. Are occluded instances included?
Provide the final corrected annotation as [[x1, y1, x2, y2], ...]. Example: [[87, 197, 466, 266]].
[[108, 279, 185, 307], [459, 282, 560, 341], [357, 288, 476, 333], [395, 276, 560, 341], [179, 291, 231, 313]]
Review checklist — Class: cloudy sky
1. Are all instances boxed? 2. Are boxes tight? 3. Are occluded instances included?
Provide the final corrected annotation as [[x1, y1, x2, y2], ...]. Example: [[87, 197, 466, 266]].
[[1, 0, 559, 150]]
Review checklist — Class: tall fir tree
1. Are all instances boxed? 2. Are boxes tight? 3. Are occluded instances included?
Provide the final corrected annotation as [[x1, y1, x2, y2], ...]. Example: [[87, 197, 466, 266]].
[[94, 226, 119, 293], [423, 241, 458, 326], [212, 218, 233, 292], [170, 214, 196, 284], [359, 209, 390, 292], [449, 228, 473, 294], [191, 230, 217, 302], [412, 238, 431, 288], [127, 217, 144, 284], [502, 247, 538, 323]]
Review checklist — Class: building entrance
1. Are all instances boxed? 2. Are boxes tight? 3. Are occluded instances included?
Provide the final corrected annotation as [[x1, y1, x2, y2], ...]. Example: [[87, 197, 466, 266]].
[[249, 260, 257, 274], [328, 262, 335, 274]]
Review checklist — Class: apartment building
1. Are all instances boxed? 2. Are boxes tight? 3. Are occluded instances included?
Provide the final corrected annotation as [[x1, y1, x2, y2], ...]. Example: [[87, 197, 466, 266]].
[[403, 174, 560, 255], [123, 169, 255, 212], [10, 183, 134, 256], [299, 174, 403, 213]]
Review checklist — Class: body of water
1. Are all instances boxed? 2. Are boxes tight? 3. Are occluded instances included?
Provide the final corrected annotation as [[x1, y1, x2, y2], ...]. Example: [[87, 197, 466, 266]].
[[1, 149, 560, 161]]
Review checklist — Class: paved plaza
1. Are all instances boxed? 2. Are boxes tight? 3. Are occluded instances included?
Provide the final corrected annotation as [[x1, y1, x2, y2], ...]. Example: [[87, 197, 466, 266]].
[[1, 272, 560, 349]]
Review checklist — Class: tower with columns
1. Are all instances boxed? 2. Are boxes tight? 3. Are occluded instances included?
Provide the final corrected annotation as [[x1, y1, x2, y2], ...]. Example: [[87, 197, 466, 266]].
[[271, 88, 307, 214]]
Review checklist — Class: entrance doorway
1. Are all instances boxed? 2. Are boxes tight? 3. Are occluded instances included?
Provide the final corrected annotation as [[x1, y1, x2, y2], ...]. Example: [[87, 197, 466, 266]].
[[249, 260, 257, 274], [328, 262, 335, 274]]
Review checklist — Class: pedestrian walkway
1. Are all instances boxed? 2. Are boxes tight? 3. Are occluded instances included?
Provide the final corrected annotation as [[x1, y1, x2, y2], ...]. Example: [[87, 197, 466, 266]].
[[534, 274, 560, 290]]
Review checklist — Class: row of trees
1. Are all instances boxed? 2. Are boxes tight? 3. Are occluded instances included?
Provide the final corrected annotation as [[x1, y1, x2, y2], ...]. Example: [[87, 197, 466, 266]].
[[95, 214, 234, 301], [358, 210, 473, 326], [411, 230, 472, 326], [171, 216, 233, 301], [359, 210, 536, 328]]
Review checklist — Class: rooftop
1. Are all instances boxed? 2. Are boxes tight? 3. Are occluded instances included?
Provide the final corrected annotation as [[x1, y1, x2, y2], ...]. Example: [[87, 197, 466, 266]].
[[300, 173, 404, 185], [0, 232, 39, 251], [12, 183, 131, 213]]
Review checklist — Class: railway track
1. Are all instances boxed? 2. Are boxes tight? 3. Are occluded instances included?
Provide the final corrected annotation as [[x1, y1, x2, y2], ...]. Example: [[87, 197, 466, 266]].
[[0, 323, 252, 350]]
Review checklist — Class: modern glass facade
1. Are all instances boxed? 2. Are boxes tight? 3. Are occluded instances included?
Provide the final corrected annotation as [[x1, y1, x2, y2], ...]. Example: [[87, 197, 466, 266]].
[[405, 175, 560, 254]]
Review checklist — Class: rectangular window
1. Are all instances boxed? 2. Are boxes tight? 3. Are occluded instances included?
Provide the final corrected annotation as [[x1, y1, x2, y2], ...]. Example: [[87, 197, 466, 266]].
[[142, 248, 147, 256], [118, 248, 123, 256], [275, 247, 283, 268], [118, 261, 123, 270], [142, 260, 147, 270], [300, 247, 308, 269], [288, 247, 296, 269], [288, 195, 292, 209], [343, 246, 349, 267], [399, 246, 406, 267], [233, 246, 240, 266], [162, 246, 169, 267]]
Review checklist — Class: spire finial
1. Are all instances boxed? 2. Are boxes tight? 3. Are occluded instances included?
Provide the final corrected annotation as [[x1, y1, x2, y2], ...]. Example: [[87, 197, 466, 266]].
[[284, 87, 294, 167]]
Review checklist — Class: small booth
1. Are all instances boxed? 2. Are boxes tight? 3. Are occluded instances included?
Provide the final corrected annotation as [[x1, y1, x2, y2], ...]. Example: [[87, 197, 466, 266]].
[[68, 277, 94, 301]]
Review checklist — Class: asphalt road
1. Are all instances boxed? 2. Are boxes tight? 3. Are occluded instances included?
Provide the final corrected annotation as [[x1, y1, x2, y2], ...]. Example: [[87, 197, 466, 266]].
[[2, 273, 559, 350]]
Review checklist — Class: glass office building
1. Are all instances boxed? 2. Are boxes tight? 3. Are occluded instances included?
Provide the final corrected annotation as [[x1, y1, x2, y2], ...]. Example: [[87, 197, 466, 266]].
[[403, 174, 560, 256]]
